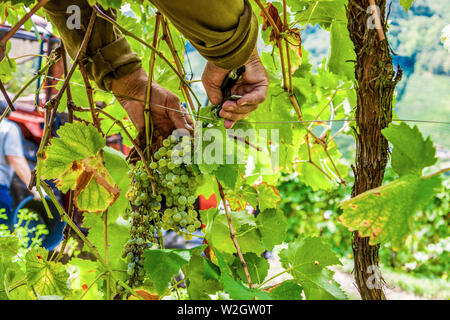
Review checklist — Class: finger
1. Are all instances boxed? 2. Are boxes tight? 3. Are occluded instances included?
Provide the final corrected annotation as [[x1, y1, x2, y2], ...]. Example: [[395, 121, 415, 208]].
[[219, 109, 252, 122], [222, 100, 258, 114], [204, 85, 223, 106], [224, 119, 235, 129], [181, 105, 194, 126], [202, 64, 226, 105], [236, 85, 268, 106]]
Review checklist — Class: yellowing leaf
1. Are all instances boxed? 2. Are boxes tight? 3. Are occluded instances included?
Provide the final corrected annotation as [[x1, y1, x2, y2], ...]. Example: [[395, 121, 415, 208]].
[[39, 122, 119, 213], [339, 174, 442, 250]]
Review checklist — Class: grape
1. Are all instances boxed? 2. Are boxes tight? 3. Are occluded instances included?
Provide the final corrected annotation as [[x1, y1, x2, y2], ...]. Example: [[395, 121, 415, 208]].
[[163, 139, 171, 147], [178, 196, 187, 205], [124, 129, 203, 289]]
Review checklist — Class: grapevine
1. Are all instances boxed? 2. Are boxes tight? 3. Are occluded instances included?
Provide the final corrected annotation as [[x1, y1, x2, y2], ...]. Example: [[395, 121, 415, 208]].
[[0, 0, 448, 302]]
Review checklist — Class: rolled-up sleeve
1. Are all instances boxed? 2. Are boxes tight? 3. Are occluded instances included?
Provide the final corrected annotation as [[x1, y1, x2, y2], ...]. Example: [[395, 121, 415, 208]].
[[44, 0, 142, 91], [150, 0, 258, 70]]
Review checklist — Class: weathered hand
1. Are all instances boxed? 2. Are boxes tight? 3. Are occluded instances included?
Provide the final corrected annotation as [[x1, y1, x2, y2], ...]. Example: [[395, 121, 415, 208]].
[[202, 46, 269, 129], [111, 68, 193, 137]]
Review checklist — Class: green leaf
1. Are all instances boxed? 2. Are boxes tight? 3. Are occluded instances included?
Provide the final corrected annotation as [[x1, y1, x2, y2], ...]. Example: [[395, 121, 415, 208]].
[[400, 0, 415, 11], [207, 211, 264, 255], [25, 248, 71, 297], [339, 174, 442, 250], [291, 0, 347, 29], [231, 253, 270, 285], [226, 184, 258, 211], [215, 250, 272, 300], [0, 42, 16, 82], [182, 250, 223, 300], [295, 140, 347, 191], [213, 164, 238, 190], [279, 237, 346, 300], [143, 247, 204, 297], [328, 21, 355, 80], [82, 213, 129, 273], [0, 236, 21, 300], [102, 147, 131, 222], [382, 123, 438, 177], [256, 182, 281, 212], [256, 208, 287, 251], [69, 258, 104, 300], [268, 280, 303, 300]]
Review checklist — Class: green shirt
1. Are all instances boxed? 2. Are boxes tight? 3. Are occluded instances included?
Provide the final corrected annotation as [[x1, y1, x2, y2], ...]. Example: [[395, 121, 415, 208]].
[[44, 0, 258, 91]]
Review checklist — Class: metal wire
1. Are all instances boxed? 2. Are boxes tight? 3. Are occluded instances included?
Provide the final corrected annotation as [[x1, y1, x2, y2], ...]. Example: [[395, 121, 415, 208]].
[[37, 73, 450, 127]]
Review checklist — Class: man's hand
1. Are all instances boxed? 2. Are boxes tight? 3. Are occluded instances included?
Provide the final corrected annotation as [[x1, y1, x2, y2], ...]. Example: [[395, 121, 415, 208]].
[[202, 47, 269, 129], [111, 68, 193, 137]]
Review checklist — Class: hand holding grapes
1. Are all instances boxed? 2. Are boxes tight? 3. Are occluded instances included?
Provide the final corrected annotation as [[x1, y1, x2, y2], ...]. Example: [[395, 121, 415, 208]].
[[111, 67, 193, 137]]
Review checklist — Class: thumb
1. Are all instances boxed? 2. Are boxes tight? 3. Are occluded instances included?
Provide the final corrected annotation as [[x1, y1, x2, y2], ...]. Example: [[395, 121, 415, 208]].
[[205, 85, 223, 106], [167, 99, 193, 132]]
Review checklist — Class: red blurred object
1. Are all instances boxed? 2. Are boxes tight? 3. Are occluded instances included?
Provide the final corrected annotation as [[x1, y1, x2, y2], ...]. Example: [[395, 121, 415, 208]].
[[199, 193, 217, 210], [198, 194, 218, 229], [9, 108, 45, 145]]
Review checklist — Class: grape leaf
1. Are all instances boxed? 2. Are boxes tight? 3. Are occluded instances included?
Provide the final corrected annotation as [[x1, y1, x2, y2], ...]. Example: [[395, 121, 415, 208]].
[[69, 258, 103, 300], [295, 140, 346, 191], [207, 211, 264, 255], [39, 122, 120, 213], [182, 250, 223, 300], [102, 147, 131, 222], [267, 280, 303, 300], [0, 236, 20, 300], [231, 252, 270, 285], [279, 237, 346, 300], [328, 21, 355, 80], [339, 174, 442, 250], [0, 43, 16, 82], [213, 164, 239, 190], [226, 184, 258, 211], [256, 208, 287, 251], [382, 123, 438, 177], [82, 213, 129, 274], [25, 248, 71, 297], [7, 0, 36, 5], [256, 182, 281, 212], [143, 246, 204, 297], [290, 0, 347, 29], [215, 250, 272, 300]]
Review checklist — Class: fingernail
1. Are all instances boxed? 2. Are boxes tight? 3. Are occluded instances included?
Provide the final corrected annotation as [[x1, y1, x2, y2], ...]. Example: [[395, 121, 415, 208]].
[[224, 120, 234, 129]]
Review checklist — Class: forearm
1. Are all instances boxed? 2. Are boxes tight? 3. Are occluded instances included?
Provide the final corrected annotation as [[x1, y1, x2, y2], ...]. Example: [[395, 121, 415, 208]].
[[149, 0, 259, 70], [7, 155, 31, 186], [44, 0, 142, 91]]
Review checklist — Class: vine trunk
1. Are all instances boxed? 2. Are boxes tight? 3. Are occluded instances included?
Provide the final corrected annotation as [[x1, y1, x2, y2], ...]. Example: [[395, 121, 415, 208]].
[[347, 0, 401, 300]]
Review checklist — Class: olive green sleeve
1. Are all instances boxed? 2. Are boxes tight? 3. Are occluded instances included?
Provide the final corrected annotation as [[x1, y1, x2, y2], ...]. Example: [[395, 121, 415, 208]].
[[44, 0, 142, 91], [44, 0, 257, 91], [150, 0, 258, 70]]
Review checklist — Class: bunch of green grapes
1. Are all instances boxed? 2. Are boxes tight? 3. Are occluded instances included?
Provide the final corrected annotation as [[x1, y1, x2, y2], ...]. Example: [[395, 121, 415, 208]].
[[122, 132, 202, 287], [122, 162, 160, 286], [151, 134, 203, 239]]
